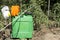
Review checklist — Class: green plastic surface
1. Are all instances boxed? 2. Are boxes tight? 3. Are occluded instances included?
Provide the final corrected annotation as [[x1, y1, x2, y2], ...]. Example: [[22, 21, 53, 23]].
[[12, 15, 33, 38]]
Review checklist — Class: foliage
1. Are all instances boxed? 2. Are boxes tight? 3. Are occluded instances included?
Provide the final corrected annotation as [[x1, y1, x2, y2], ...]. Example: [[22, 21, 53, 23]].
[[0, 0, 60, 29], [28, 0, 49, 28], [52, 3, 60, 22]]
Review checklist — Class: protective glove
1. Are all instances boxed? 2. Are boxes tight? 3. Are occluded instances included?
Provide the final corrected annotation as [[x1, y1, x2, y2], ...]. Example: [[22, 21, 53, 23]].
[[1, 6, 11, 19]]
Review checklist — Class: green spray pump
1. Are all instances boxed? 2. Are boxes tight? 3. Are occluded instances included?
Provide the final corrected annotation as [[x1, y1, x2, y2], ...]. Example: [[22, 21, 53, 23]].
[[11, 7, 33, 39]]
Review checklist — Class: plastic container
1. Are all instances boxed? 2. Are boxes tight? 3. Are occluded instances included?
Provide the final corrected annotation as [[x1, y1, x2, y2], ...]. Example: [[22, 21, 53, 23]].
[[12, 15, 33, 38]]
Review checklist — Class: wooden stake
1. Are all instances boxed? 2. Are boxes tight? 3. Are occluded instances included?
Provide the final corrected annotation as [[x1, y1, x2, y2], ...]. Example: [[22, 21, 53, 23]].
[[48, 0, 50, 16]]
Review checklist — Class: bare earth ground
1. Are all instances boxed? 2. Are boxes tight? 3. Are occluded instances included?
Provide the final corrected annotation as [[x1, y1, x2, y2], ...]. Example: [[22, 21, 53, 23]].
[[32, 28, 60, 40], [0, 27, 60, 40]]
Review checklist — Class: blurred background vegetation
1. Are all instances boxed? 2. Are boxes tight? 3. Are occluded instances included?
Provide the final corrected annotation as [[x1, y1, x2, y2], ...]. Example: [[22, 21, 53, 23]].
[[0, 0, 60, 30]]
